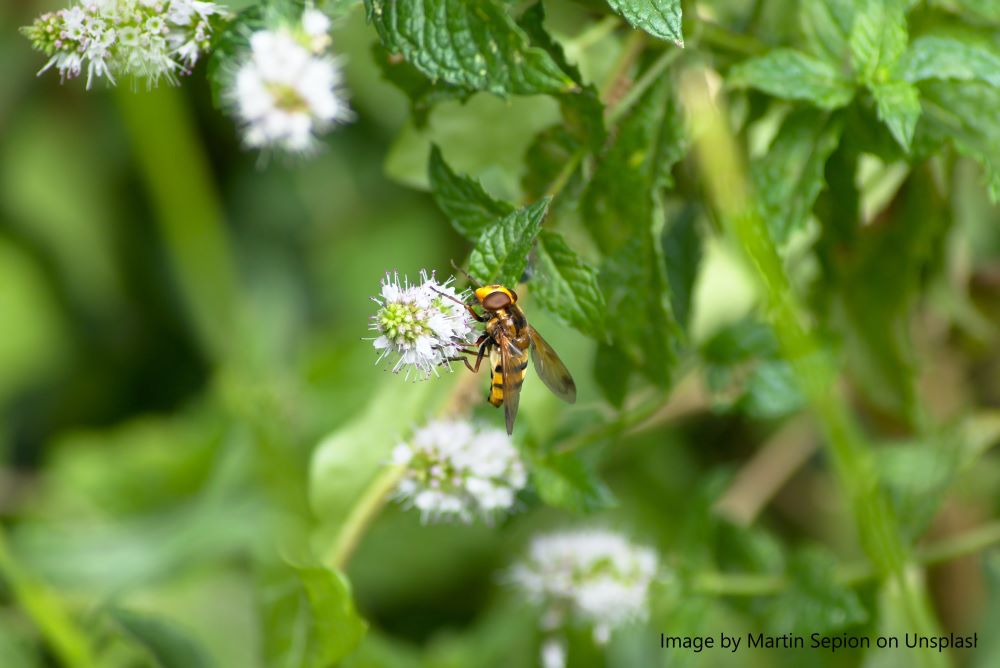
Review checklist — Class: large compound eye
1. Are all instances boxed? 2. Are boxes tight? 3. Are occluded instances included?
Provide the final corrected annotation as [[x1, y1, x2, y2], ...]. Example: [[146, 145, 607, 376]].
[[482, 291, 512, 310]]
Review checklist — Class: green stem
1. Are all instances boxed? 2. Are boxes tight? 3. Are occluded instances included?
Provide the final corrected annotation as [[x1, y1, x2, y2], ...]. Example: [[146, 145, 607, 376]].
[[0, 527, 99, 668], [607, 47, 683, 125], [600, 30, 647, 103], [327, 465, 406, 570], [695, 20, 768, 56], [682, 69, 946, 668], [692, 521, 1000, 596], [115, 87, 243, 365]]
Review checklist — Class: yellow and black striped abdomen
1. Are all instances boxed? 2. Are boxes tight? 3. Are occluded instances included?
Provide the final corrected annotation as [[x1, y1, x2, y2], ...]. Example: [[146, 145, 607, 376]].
[[487, 346, 529, 407]]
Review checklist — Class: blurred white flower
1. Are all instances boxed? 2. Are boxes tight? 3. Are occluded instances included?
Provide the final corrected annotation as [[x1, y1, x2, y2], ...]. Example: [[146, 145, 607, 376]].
[[23, 0, 225, 88], [370, 270, 475, 380], [541, 638, 567, 668], [391, 419, 526, 523], [510, 529, 659, 646], [226, 8, 349, 153]]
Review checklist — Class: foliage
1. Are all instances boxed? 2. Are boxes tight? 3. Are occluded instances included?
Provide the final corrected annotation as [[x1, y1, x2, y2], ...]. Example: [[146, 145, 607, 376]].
[[4, 0, 1000, 667]]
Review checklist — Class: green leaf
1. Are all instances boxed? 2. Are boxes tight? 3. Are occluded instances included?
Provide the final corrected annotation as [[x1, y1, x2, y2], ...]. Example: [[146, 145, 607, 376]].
[[701, 319, 805, 419], [371, 44, 468, 127], [848, 0, 908, 83], [593, 343, 631, 408], [583, 75, 686, 252], [729, 49, 855, 110], [800, 0, 854, 63], [529, 451, 615, 513], [109, 607, 214, 668], [920, 80, 1000, 200], [753, 109, 844, 243], [870, 79, 921, 150], [531, 231, 606, 340], [427, 146, 514, 242], [310, 378, 455, 530], [468, 198, 551, 286], [516, 2, 606, 148], [768, 549, 868, 635], [520, 124, 584, 203], [660, 206, 701, 332], [364, 0, 577, 97], [260, 564, 366, 668], [601, 236, 680, 389], [606, 0, 684, 46], [836, 166, 949, 422], [900, 36, 1000, 88], [876, 439, 956, 540]]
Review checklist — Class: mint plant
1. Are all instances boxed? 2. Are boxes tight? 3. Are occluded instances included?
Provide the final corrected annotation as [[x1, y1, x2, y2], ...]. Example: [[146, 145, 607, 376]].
[[7, 1, 1000, 667]]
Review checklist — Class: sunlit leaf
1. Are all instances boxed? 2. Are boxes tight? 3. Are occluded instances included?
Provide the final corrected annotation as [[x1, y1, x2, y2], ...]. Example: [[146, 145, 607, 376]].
[[606, 0, 683, 46], [729, 49, 855, 109]]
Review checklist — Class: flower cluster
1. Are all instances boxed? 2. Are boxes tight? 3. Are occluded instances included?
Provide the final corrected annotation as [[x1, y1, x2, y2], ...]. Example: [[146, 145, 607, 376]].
[[227, 8, 350, 153], [391, 420, 527, 524], [23, 0, 225, 88], [370, 270, 476, 380], [510, 529, 659, 649]]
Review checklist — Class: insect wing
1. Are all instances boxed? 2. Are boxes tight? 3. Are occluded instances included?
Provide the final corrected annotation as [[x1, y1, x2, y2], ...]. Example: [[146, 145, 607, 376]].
[[497, 330, 522, 435], [527, 326, 577, 403]]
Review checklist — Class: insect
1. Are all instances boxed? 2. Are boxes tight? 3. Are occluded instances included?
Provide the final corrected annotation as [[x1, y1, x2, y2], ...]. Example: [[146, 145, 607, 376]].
[[438, 270, 576, 434]]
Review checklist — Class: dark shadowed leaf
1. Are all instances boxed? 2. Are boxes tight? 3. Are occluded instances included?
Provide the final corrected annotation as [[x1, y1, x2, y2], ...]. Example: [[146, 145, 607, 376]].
[[531, 231, 606, 340], [660, 205, 702, 331], [593, 342, 631, 408], [753, 108, 844, 244], [109, 607, 214, 668], [601, 236, 680, 389], [529, 451, 616, 513], [371, 44, 469, 127]]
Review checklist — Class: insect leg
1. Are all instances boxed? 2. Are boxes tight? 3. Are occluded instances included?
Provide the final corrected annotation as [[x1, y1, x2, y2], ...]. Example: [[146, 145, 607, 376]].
[[447, 336, 491, 372]]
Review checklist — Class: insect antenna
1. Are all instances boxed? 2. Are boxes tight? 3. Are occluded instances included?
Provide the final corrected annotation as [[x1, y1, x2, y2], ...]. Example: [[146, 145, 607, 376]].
[[450, 259, 483, 288], [430, 286, 471, 307]]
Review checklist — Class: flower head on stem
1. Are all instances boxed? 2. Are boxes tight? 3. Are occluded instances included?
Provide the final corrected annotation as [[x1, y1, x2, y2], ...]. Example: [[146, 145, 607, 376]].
[[509, 529, 659, 659], [391, 419, 526, 524], [369, 270, 475, 380], [23, 0, 226, 88], [226, 6, 350, 153]]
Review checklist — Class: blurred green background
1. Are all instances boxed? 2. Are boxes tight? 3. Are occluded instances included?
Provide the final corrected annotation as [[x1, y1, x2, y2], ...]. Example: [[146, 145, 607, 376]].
[[4, 0, 1000, 667]]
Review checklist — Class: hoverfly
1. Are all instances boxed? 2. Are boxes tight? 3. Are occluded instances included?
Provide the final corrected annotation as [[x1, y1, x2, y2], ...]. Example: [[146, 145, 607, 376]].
[[438, 269, 576, 434]]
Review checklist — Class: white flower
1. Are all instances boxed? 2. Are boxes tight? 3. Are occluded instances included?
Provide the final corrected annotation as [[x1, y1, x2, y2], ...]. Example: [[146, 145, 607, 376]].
[[24, 0, 225, 87], [301, 7, 331, 53], [226, 8, 349, 153], [391, 420, 526, 523], [509, 529, 659, 645], [369, 270, 475, 380], [541, 638, 567, 668]]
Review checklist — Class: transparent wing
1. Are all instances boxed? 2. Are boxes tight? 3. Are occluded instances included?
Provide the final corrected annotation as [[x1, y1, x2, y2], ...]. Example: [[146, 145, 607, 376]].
[[527, 326, 577, 403], [497, 330, 522, 435]]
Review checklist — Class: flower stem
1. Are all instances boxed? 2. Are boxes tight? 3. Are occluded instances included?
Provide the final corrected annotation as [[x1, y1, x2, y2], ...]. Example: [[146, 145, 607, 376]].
[[327, 465, 406, 569], [0, 527, 99, 668], [115, 86, 243, 365], [681, 68, 947, 668], [691, 521, 1000, 596]]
